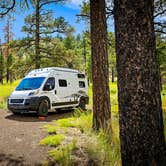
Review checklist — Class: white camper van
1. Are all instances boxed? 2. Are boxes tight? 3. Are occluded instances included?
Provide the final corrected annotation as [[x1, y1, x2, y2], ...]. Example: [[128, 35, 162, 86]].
[[8, 67, 89, 116]]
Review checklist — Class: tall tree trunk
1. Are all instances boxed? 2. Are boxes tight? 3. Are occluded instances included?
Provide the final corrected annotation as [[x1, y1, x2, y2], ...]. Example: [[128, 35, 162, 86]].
[[83, 36, 87, 74], [6, 20, 10, 83], [114, 0, 166, 165], [0, 40, 3, 84], [9, 69, 13, 83], [6, 67, 9, 83], [159, 68, 162, 91], [35, 0, 40, 69], [90, 0, 111, 132], [112, 67, 114, 82]]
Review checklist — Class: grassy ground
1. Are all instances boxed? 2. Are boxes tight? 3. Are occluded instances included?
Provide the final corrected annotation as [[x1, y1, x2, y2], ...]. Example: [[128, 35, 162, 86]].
[[0, 80, 20, 108]]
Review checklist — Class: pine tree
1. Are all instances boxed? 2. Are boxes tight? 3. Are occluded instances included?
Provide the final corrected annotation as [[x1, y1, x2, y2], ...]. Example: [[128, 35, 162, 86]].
[[22, 0, 73, 69], [90, 0, 111, 132], [0, 40, 4, 84]]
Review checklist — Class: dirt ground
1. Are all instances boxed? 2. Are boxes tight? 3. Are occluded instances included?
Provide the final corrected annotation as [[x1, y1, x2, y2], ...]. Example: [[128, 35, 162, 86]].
[[0, 109, 74, 166]]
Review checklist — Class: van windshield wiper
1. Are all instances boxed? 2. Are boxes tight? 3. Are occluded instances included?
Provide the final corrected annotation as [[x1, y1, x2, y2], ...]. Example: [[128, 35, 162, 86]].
[[24, 87, 33, 90], [20, 87, 33, 90]]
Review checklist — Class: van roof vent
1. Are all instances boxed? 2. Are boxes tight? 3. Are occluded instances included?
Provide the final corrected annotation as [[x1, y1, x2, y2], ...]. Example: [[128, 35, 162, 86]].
[[27, 67, 82, 76]]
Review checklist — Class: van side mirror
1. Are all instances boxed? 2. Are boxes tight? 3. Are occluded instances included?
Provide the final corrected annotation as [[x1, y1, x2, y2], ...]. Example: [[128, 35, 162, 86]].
[[44, 83, 52, 91]]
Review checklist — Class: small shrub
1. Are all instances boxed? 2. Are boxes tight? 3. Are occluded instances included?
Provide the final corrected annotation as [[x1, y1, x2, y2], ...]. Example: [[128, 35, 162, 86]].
[[86, 130, 121, 166], [44, 125, 57, 134], [0, 101, 7, 109], [72, 109, 92, 132], [49, 140, 77, 166], [55, 118, 78, 128], [110, 89, 117, 94], [40, 135, 65, 147]]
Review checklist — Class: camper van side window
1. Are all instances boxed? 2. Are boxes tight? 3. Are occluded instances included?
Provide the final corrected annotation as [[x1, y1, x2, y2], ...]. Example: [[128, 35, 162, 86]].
[[59, 80, 67, 87], [77, 74, 85, 78], [79, 81, 85, 88], [43, 77, 55, 91]]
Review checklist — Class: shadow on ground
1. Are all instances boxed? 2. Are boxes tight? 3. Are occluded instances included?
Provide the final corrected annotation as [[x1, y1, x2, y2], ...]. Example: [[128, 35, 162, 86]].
[[5, 109, 74, 122], [0, 153, 25, 166]]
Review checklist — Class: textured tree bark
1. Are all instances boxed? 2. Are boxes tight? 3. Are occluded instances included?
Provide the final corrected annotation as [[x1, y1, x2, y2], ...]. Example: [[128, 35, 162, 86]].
[[114, 0, 166, 165], [90, 0, 111, 132], [35, 0, 40, 69]]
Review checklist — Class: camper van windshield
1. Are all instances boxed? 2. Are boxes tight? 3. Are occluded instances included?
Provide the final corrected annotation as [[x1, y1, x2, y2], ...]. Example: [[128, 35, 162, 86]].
[[16, 77, 45, 91]]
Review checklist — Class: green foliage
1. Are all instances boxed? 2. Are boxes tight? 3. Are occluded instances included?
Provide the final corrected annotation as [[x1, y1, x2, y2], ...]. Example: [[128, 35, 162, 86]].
[[0, 80, 20, 98], [156, 35, 166, 88], [49, 140, 77, 166], [80, 1, 90, 17], [110, 82, 118, 106], [22, 13, 73, 37], [72, 109, 92, 132], [20, 0, 75, 68], [77, 0, 90, 24], [44, 125, 57, 134], [0, 100, 6, 109], [63, 35, 75, 50], [71, 109, 121, 166], [42, 108, 121, 165], [0, 54, 4, 83], [108, 32, 116, 67], [156, 35, 166, 68], [85, 130, 121, 166], [40, 135, 65, 147], [55, 109, 92, 133], [55, 118, 78, 128], [0, 80, 20, 108]]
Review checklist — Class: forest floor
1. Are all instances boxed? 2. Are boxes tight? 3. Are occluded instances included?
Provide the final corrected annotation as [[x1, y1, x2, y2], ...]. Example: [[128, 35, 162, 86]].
[[0, 81, 165, 165], [0, 109, 74, 165]]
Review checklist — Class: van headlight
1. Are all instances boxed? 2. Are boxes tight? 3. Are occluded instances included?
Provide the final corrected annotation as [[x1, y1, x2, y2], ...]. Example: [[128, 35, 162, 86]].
[[28, 90, 39, 96]]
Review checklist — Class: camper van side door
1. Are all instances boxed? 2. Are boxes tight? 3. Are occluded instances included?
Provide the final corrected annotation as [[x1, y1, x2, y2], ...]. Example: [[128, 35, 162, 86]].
[[57, 79, 73, 103], [43, 77, 58, 106]]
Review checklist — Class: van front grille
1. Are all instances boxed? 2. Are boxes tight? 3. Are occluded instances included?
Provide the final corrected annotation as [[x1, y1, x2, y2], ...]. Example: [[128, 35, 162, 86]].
[[10, 99, 24, 104]]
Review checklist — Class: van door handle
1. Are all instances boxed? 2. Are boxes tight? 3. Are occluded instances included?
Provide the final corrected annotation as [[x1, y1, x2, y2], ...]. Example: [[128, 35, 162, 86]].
[[54, 90, 57, 94]]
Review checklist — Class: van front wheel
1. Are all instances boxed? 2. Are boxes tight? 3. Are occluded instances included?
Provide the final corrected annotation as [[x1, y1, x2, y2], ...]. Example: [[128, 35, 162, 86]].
[[38, 100, 48, 117]]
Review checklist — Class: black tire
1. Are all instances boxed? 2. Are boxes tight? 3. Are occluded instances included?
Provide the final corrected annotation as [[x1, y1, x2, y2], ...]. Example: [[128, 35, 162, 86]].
[[55, 108, 62, 113], [11, 110, 20, 115], [79, 99, 86, 110], [38, 100, 48, 117]]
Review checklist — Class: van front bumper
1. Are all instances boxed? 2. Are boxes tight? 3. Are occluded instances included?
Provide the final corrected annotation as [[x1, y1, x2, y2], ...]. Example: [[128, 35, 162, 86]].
[[8, 97, 40, 112]]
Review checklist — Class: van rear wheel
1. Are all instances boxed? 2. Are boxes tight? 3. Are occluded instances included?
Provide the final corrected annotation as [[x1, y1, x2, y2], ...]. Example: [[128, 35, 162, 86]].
[[79, 99, 86, 110], [38, 100, 48, 117]]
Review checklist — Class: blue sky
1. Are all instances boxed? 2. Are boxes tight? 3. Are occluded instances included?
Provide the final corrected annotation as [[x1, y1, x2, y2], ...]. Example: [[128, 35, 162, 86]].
[[0, 0, 86, 42]]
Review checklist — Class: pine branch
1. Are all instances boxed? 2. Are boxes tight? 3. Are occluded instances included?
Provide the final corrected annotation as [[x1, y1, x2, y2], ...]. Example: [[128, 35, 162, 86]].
[[155, 30, 166, 34], [154, 22, 166, 28], [39, 0, 64, 9], [76, 14, 90, 18], [154, 9, 166, 18], [0, 0, 15, 17]]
